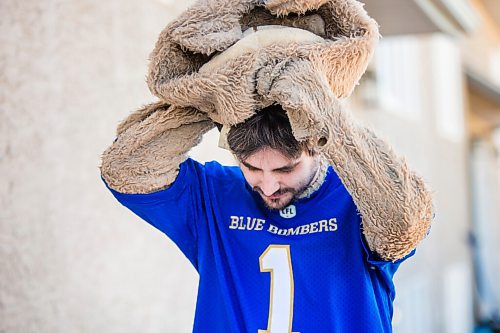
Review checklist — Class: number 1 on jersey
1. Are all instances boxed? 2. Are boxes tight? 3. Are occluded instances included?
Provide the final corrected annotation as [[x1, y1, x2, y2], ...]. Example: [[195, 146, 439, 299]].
[[258, 245, 299, 333]]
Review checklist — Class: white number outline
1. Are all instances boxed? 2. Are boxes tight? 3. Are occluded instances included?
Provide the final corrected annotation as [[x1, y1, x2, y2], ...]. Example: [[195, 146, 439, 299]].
[[258, 244, 299, 333]]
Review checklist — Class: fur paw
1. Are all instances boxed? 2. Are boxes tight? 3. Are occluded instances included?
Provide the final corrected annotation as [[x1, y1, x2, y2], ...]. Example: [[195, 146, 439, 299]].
[[257, 59, 335, 142]]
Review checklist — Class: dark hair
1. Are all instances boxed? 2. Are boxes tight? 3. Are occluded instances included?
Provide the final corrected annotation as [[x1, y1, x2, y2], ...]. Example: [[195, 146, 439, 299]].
[[227, 104, 314, 160]]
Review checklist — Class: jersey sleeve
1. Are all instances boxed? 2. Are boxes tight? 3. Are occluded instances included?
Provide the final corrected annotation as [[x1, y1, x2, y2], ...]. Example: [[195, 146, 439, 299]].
[[360, 227, 415, 299], [103, 158, 205, 269]]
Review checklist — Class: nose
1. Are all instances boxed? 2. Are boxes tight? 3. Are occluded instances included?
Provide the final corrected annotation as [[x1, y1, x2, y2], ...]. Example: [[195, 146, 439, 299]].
[[259, 173, 280, 196]]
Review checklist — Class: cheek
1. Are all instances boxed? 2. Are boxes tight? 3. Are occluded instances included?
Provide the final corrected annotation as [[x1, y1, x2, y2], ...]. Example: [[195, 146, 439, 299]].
[[279, 174, 298, 188], [283, 169, 309, 188], [241, 170, 259, 186]]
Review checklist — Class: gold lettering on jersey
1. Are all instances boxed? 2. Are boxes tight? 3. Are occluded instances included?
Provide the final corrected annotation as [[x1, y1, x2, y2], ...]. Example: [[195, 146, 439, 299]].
[[229, 216, 266, 231], [229, 216, 338, 236]]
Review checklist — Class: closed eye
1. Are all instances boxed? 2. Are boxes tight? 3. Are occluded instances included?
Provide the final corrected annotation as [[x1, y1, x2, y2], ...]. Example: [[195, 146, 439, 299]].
[[276, 167, 294, 174], [275, 161, 300, 173], [241, 161, 261, 172], [241, 160, 300, 173]]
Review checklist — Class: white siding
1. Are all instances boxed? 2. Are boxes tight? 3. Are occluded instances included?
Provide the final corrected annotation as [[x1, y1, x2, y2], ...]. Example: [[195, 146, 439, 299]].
[[393, 275, 434, 333], [375, 36, 423, 120], [443, 262, 474, 333], [430, 35, 465, 142]]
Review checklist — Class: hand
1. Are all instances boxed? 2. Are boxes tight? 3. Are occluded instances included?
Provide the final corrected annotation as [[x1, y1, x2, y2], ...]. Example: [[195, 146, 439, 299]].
[[256, 59, 339, 146]]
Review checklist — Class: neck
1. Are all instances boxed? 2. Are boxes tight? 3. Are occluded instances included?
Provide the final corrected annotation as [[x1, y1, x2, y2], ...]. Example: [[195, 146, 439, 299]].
[[297, 157, 329, 199]]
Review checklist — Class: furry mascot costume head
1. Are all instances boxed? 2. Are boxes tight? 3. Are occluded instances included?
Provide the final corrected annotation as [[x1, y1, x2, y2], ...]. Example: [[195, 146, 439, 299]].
[[145, 0, 379, 141], [108, 0, 381, 194]]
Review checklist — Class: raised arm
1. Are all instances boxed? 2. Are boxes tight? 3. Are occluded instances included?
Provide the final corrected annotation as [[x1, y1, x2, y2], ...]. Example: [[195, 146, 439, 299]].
[[321, 101, 433, 262], [259, 60, 434, 262], [100, 102, 214, 194]]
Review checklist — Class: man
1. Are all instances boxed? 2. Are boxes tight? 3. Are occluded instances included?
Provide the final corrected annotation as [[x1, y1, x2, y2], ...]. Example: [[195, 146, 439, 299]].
[[226, 106, 323, 211], [102, 104, 432, 332], [101, 0, 433, 331]]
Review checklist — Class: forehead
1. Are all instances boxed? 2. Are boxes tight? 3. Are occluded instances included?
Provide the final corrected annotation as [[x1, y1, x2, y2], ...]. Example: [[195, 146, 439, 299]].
[[242, 148, 303, 168]]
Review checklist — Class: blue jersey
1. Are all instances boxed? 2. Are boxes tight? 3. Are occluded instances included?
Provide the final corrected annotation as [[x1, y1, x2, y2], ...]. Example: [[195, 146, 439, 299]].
[[105, 158, 413, 332]]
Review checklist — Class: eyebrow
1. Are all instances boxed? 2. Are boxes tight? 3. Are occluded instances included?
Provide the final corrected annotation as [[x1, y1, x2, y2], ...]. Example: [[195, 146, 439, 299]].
[[241, 160, 300, 172]]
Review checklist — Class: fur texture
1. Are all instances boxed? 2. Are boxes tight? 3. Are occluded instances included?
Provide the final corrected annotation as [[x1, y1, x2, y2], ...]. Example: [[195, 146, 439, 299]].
[[101, 0, 433, 261], [146, 0, 379, 125], [257, 59, 433, 261], [101, 103, 214, 194]]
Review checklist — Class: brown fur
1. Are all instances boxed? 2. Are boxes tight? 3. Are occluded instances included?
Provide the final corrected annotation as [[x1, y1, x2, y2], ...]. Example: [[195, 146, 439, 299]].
[[101, 0, 433, 261], [146, 0, 379, 125], [239, 9, 327, 36], [101, 102, 214, 194], [259, 60, 433, 261]]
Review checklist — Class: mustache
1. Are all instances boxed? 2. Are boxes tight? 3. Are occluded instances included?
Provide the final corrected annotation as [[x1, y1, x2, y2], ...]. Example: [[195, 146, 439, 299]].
[[253, 187, 295, 197]]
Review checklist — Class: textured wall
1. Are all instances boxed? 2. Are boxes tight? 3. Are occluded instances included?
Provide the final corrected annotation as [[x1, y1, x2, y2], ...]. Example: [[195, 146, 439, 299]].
[[1, 1, 491, 332], [0, 0, 211, 332]]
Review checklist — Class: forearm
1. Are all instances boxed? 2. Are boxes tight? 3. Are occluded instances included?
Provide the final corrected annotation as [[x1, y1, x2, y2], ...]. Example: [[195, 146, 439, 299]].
[[100, 102, 214, 194], [321, 107, 433, 261]]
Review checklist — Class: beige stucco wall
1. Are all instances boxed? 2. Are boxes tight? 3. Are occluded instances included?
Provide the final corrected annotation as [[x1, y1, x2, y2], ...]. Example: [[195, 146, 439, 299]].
[[0, 1, 215, 332], [2, 1, 495, 332]]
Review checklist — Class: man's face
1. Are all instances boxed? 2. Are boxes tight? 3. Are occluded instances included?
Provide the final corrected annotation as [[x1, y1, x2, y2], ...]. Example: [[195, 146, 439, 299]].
[[239, 148, 320, 210]]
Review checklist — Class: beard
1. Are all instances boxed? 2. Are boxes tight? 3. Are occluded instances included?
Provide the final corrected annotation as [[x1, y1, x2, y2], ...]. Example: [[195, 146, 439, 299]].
[[252, 164, 320, 211], [253, 187, 299, 210]]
